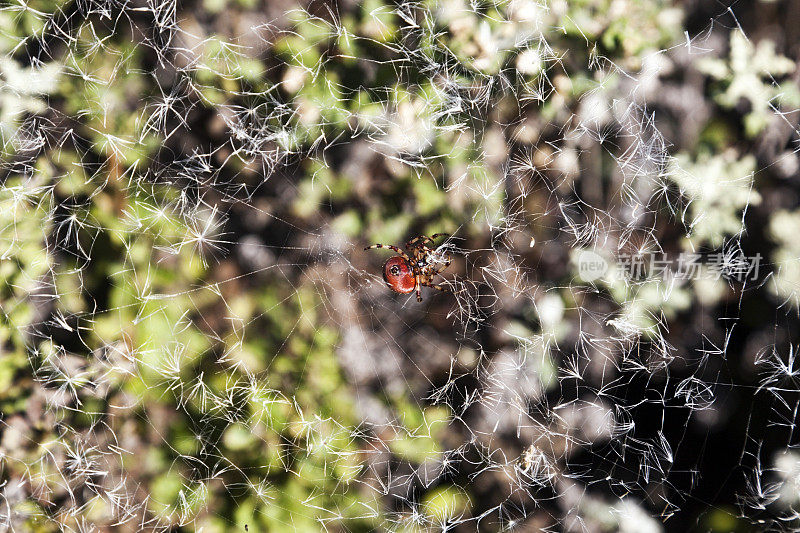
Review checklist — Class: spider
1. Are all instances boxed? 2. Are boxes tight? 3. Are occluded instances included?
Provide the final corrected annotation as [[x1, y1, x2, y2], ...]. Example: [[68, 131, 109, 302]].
[[365, 233, 452, 302]]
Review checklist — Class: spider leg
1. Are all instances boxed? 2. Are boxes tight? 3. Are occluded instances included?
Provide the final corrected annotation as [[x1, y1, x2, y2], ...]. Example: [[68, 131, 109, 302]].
[[365, 244, 411, 261], [415, 274, 422, 302], [431, 254, 452, 275], [406, 233, 450, 249], [420, 281, 450, 292], [406, 235, 431, 249]]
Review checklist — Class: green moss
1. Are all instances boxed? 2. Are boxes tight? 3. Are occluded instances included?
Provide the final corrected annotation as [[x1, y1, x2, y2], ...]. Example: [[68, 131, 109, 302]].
[[422, 485, 471, 522]]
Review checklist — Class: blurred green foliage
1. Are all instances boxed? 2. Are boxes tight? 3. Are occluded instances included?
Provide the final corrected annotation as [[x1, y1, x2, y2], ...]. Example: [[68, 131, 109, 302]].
[[699, 31, 800, 138]]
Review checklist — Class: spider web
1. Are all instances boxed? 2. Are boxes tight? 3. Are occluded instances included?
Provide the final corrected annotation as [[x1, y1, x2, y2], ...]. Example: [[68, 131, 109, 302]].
[[1, 0, 800, 531]]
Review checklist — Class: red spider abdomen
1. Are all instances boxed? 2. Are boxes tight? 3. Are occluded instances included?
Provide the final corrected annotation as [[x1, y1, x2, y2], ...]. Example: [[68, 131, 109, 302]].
[[383, 256, 416, 294]]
